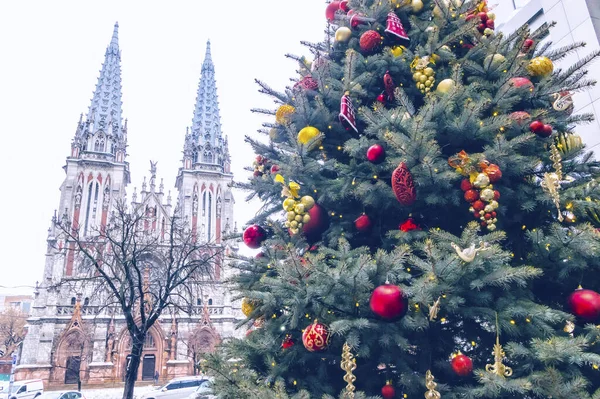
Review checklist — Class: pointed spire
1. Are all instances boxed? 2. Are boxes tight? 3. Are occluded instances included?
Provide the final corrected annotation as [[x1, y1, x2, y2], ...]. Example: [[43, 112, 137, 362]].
[[184, 40, 228, 171], [109, 22, 119, 54]]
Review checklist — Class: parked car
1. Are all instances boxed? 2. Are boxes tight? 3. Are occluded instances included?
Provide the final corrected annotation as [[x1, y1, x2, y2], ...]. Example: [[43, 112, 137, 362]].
[[36, 392, 84, 399], [0, 379, 44, 399], [141, 376, 211, 399], [186, 379, 215, 399]]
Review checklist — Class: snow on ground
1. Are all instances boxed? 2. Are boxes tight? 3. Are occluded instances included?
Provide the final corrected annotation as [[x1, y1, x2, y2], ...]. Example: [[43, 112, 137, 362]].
[[80, 384, 157, 399]]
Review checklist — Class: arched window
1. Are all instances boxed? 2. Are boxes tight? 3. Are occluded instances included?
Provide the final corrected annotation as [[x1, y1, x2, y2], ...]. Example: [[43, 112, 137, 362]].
[[208, 193, 212, 242], [84, 181, 100, 235], [197, 298, 202, 306], [94, 140, 101, 151], [192, 150, 198, 163], [83, 297, 89, 306], [71, 297, 76, 306], [202, 192, 206, 217], [208, 298, 213, 305]]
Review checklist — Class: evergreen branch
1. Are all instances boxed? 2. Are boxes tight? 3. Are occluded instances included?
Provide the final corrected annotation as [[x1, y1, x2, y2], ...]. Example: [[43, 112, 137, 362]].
[[544, 42, 587, 61], [254, 79, 289, 103]]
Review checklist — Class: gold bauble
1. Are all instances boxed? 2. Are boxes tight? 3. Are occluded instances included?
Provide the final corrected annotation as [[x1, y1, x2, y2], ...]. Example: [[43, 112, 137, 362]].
[[294, 203, 306, 214], [287, 211, 296, 221], [391, 46, 404, 57], [300, 195, 315, 210], [275, 104, 295, 125], [283, 197, 296, 211], [302, 214, 311, 223], [241, 298, 256, 317], [335, 27, 352, 42], [297, 126, 320, 145], [411, 0, 424, 12], [484, 53, 506, 69], [436, 78, 455, 94], [424, 67, 434, 77], [527, 56, 554, 77]]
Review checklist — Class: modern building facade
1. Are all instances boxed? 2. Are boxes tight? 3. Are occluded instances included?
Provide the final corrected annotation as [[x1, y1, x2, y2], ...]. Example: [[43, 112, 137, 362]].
[[15, 23, 243, 386], [494, 0, 600, 152]]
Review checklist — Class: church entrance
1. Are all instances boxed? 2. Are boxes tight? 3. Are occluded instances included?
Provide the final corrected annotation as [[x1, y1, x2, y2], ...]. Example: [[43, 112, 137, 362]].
[[65, 356, 81, 384], [142, 355, 155, 381]]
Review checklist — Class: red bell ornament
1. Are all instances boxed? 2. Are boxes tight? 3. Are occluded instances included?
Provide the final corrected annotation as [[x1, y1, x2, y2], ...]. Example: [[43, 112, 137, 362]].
[[370, 284, 408, 320], [282, 335, 295, 349], [381, 382, 396, 398], [568, 288, 600, 321], [391, 162, 416, 206], [243, 225, 267, 249], [302, 320, 331, 352], [451, 353, 473, 376], [339, 92, 358, 133]]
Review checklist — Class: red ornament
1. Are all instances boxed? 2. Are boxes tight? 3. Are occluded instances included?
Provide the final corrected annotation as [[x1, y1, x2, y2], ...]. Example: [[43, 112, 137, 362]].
[[293, 76, 319, 92], [460, 179, 472, 192], [325, 1, 346, 21], [354, 214, 372, 231], [486, 19, 495, 29], [568, 288, 600, 321], [302, 320, 330, 352], [478, 11, 488, 21], [243, 225, 266, 249], [376, 93, 386, 103], [493, 190, 500, 201], [302, 204, 329, 242], [339, 92, 358, 133], [464, 189, 479, 202], [484, 164, 502, 183], [385, 11, 409, 41], [367, 144, 386, 163], [348, 10, 371, 29], [451, 353, 473, 376], [523, 38, 534, 50], [510, 77, 533, 89], [359, 30, 381, 52], [391, 162, 416, 206], [472, 200, 485, 211], [381, 382, 396, 399], [399, 218, 420, 232], [370, 284, 408, 320], [539, 124, 553, 137], [509, 111, 531, 126], [383, 71, 395, 102], [270, 164, 280, 173], [282, 335, 295, 349], [529, 120, 544, 133]]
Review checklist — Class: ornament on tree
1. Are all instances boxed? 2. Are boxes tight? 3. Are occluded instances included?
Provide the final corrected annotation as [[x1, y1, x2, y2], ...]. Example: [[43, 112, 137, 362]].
[[335, 26, 352, 42], [381, 381, 395, 399], [392, 162, 416, 206], [523, 38, 534, 52], [303, 203, 329, 243], [555, 132, 583, 154], [376, 92, 386, 104], [568, 287, 600, 322], [449, 151, 501, 231], [293, 75, 319, 92], [451, 353, 473, 376], [359, 30, 382, 53], [390, 45, 404, 57], [252, 155, 270, 178], [297, 126, 323, 149], [354, 214, 372, 231], [275, 104, 295, 125], [467, 1, 495, 36], [339, 92, 358, 133], [411, 0, 424, 12], [411, 56, 435, 94], [281, 334, 295, 349], [509, 76, 534, 89], [551, 91, 574, 115], [527, 56, 554, 77], [243, 225, 267, 248], [302, 320, 330, 352], [340, 342, 357, 398], [529, 120, 553, 137], [241, 298, 257, 317], [325, 1, 349, 21], [424, 370, 441, 399], [541, 144, 564, 222], [509, 111, 531, 126], [385, 11, 409, 41], [276, 174, 315, 235], [370, 283, 408, 320], [367, 144, 385, 163], [383, 71, 395, 102], [484, 53, 506, 69], [436, 78, 455, 94], [347, 9, 374, 29], [399, 217, 420, 232], [486, 313, 513, 378]]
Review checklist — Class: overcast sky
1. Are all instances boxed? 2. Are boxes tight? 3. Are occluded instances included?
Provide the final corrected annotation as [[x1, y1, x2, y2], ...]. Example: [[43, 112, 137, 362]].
[[0, 1, 325, 294]]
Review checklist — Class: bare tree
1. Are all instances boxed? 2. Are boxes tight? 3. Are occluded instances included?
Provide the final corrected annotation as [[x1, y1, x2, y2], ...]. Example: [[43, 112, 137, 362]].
[[54, 200, 220, 399], [0, 308, 27, 356]]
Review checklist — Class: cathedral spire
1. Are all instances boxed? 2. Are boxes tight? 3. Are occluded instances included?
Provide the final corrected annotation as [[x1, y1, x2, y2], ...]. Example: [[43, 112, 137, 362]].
[[71, 22, 126, 162], [183, 40, 230, 172]]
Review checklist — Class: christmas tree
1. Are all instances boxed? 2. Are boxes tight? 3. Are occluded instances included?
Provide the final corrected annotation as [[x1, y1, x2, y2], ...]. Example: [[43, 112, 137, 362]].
[[208, 1, 600, 397]]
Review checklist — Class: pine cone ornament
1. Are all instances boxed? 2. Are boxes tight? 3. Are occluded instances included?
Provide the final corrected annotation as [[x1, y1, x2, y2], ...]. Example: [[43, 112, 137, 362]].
[[392, 162, 416, 206]]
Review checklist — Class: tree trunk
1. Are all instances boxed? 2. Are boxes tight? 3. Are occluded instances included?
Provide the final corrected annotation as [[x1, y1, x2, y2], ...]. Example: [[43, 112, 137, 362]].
[[122, 334, 144, 399]]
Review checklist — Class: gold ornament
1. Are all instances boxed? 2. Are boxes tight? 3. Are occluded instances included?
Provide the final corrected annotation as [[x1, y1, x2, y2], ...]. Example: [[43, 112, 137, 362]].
[[486, 313, 513, 378], [275, 104, 295, 125], [411, 0, 424, 12], [424, 370, 441, 399], [450, 242, 489, 262], [300, 195, 315, 210], [297, 126, 323, 148], [541, 145, 563, 222], [411, 56, 435, 94], [241, 298, 256, 317], [436, 78, 455, 94], [391, 45, 404, 57], [564, 320, 575, 335], [555, 133, 583, 154], [484, 53, 506, 69], [428, 296, 442, 321], [433, 0, 463, 18], [341, 342, 357, 399], [527, 56, 554, 77], [335, 27, 352, 42]]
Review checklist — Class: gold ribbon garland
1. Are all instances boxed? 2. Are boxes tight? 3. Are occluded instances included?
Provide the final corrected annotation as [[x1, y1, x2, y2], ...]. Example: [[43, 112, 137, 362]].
[[541, 144, 564, 222], [341, 342, 357, 399], [485, 313, 513, 378]]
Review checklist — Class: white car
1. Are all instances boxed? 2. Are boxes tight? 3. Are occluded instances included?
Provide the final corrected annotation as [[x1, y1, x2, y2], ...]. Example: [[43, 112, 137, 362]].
[[186, 380, 215, 399], [0, 379, 44, 399], [36, 392, 84, 399], [141, 376, 211, 399]]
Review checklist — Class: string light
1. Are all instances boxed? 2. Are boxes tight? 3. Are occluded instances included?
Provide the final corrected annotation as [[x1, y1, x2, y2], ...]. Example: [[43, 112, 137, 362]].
[[337, 146, 342, 150], [471, 341, 477, 347], [328, 125, 332, 129], [525, 318, 531, 323], [373, 175, 378, 179], [510, 320, 516, 325]]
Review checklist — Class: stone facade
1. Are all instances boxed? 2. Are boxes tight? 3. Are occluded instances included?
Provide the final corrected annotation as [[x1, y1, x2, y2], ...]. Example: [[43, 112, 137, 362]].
[[16, 23, 243, 387]]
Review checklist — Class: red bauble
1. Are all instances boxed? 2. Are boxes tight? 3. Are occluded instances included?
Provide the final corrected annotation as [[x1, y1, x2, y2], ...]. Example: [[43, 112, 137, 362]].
[[325, 1, 345, 21], [381, 383, 396, 399], [451, 354, 473, 376], [509, 111, 531, 126], [478, 11, 488, 21], [293, 76, 319, 92], [302, 204, 330, 242], [370, 284, 408, 320], [486, 19, 495, 29], [391, 162, 416, 206], [359, 30, 381, 52], [354, 214, 372, 231], [243, 225, 266, 249], [270, 164, 280, 173], [539, 124, 553, 137], [529, 120, 544, 133], [523, 38, 534, 49], [367, 144, 386, 163], [377, 93, 386, 103], [510, 77, 533, 89], [485, 164, 502, 182], [568, 288, 600, 321], [282, 335, 295, 349], [493, 190, 500, 201], [460, 179, 472, 192], [302, 320, 330, 352], [472, 200, 485, 211], [399, 218, 420, 232], [464, 189, 479, 202]]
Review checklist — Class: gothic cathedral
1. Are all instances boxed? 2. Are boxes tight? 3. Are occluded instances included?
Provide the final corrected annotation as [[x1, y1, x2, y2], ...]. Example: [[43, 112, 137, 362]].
[[16, 23, 243, 386]]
